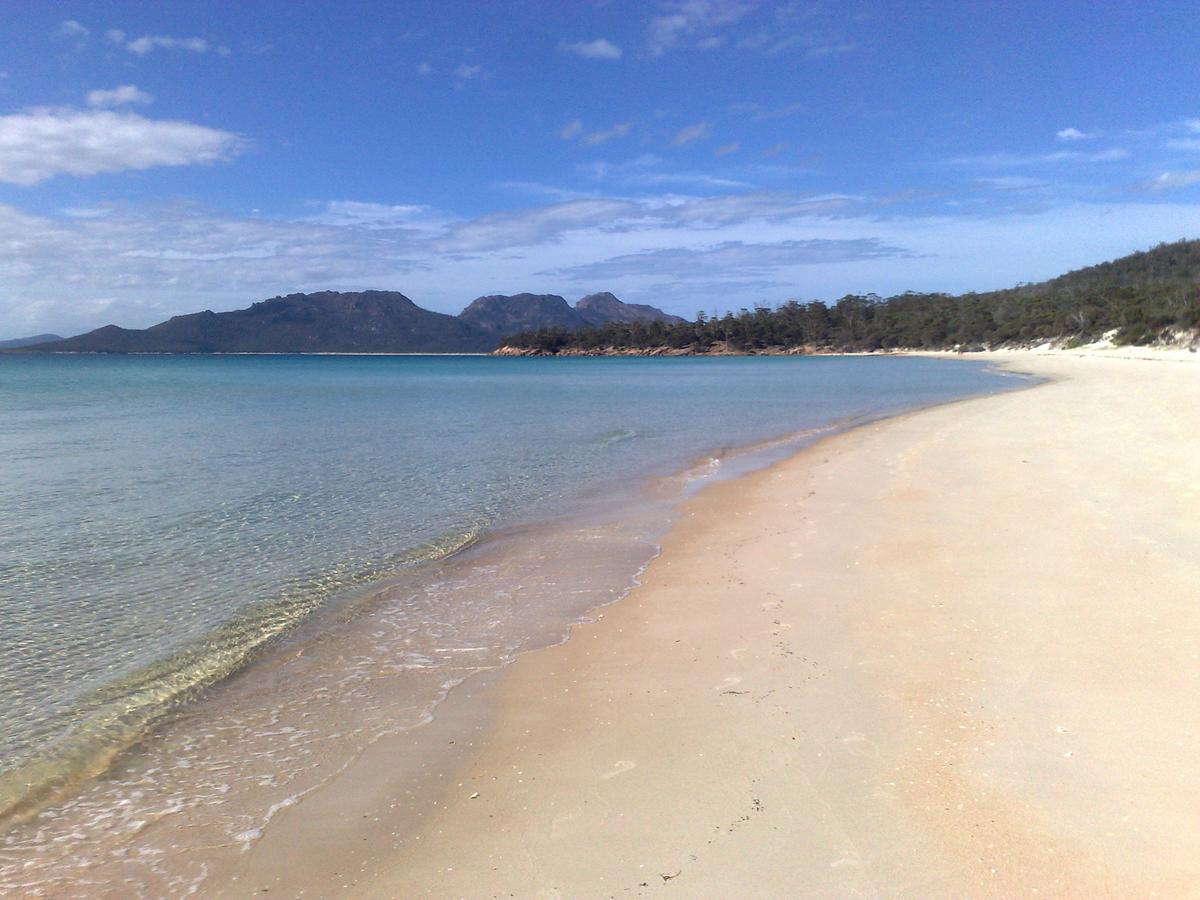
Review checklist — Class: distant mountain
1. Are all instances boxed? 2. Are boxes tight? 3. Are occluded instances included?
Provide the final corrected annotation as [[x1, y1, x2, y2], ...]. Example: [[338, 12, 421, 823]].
[[575, 292, 686, 327], [18, 289, 684, 354], [0, 333, 63, 349], [30, 292, 496, 354], [458, 291, 683, 338], [459, 293, 583, 338]]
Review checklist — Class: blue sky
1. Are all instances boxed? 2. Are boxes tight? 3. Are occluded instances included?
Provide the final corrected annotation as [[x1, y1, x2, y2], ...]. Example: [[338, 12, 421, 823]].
[[2, 1, 1200, 336]]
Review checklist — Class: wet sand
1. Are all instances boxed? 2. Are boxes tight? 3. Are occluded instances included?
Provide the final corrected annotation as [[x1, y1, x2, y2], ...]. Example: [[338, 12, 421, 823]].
[[230, 349, 1200, 897]]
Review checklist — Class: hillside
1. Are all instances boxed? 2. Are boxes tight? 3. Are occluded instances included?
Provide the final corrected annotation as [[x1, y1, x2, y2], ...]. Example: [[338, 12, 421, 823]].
[[458, 294, 584, 338], [575, 292, 686, 327], [33, 292, 496, 354], [499, 240, 1200, 354], [0, 334, 63, 349]]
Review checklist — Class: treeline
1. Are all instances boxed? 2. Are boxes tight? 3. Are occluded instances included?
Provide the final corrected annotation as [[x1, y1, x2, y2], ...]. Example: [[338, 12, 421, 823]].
[[502, 240, 1200, 353]]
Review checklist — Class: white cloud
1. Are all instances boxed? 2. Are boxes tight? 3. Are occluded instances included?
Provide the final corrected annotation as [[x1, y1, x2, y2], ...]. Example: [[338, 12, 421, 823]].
[[581, 122, 633, 146], [732, 101, 803, 121], [715, 142, 740, 156], [581, 154, 751, 190], [559, 38, 623, 60], [0, 108, 246, 186], [1145, 171, 1200, 192], [453, 64, 483, 87], [57, 20, 89, 38], [1056, 127, 1093, 141], [121, 34, 230, 56], [673, 121, 712, 145], [952, 147, 1129, 166], [1166, 138, 1200, 151], [647, 0, 755, 55], [558, 119, 584, 140], [105, 29, 126, 44], [736, 28, 855, 57], [305, 200, 445, 232], [60, 207, 113, 219], [547, 238, 907, 280], [86, 85, 154, 108]]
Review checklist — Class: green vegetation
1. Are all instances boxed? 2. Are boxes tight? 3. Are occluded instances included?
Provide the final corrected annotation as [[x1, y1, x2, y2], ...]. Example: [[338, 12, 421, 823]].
[[502, 240, 1200, 354]]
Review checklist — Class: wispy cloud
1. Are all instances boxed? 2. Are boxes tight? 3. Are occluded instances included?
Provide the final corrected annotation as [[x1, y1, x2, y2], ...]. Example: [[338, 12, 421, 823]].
[[56, 20, 89, 39], [546, 238, 908, 281], [715, 142, 740, 157], [1055, 127, 1094, 141], [86, 85, 153, 108], [559, 120, 634, 146], [0, 108, 245, 186], [453, 63, 484, 88], [952, 147, 1129, 166], [107, 30, 231, 56], [580, 154, 750, 190], [673, 120, 712, 145], [736, 29, 856, 57], [305, 201, 444, 231], [581, 122, 634, 146], [1142, 170, 1200, 192], [435, 199, 639, 252], [732, 101, 803, 121], [559, 38, 622, 60], [647, 0, 755, 56]]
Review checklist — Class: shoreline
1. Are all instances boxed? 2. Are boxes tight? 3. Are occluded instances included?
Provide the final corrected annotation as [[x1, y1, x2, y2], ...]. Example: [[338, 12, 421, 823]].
[[1, 356, 1016, 896], [206, 357, 1035, 895], [225, 348, 1199, 896]]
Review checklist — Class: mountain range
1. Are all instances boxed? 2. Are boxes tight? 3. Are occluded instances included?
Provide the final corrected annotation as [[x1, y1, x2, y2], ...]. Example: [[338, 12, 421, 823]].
[[12, 291, 681, 354]]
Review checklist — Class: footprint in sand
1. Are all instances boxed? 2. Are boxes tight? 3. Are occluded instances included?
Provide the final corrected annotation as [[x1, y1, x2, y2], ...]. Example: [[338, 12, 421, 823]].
[[714, 675, 743, 692], [838, 732, 879, 758], [550, 810, 581, 838], [600, 759, 637, 780], [729, 646, 748, 659]]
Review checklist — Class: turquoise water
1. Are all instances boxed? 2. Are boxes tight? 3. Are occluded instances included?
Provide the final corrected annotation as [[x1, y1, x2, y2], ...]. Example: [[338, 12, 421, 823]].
[[0, 353, 1013, 854]]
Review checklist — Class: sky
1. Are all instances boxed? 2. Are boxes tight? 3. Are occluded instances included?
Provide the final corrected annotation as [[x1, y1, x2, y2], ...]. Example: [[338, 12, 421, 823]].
[[2, 0, 1200, 337]]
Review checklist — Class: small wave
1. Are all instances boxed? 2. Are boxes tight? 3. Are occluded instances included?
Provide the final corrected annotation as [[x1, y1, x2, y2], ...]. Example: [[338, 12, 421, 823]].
[[0, 525, 482, 832]]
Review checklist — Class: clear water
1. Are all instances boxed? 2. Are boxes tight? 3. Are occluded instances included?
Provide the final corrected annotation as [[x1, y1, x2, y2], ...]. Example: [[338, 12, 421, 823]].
[[0, 353, 1016, 892]]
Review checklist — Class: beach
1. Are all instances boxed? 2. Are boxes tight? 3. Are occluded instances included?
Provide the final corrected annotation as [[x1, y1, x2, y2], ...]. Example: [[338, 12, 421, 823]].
[[219, 349, 1200, 897]]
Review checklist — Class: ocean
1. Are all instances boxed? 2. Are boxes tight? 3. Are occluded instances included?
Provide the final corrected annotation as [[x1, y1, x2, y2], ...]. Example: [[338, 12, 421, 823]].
[[0, 353, 1018, 893]]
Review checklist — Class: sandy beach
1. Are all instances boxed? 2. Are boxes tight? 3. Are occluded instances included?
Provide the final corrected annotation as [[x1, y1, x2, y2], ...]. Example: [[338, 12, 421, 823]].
[[225, 350, 1200, 898]]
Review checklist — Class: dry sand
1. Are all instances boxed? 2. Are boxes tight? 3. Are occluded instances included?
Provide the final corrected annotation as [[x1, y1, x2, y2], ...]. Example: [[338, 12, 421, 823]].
[[233, 350, 1200, 898]]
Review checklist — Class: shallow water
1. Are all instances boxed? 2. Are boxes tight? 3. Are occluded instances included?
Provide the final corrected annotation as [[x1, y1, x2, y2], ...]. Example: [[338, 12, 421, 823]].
[[0, 353, 1017, 893]]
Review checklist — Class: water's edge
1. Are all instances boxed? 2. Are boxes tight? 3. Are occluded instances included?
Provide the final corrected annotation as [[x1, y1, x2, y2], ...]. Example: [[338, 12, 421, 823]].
[[0, 357, 1036, 896]]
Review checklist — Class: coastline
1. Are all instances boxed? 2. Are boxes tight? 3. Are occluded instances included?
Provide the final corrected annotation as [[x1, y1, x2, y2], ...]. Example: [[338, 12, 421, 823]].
[[224, 348, 1200, 896], [2, 356, 1016, 897]]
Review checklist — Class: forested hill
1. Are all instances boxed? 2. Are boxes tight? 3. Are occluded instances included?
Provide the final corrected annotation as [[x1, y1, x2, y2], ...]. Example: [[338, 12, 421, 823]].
[[498, 240, 1200, 354]]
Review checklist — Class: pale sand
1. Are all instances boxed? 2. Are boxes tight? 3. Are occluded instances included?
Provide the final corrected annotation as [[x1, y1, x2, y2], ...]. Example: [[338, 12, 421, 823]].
[[230, 350, 1200, 897]]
